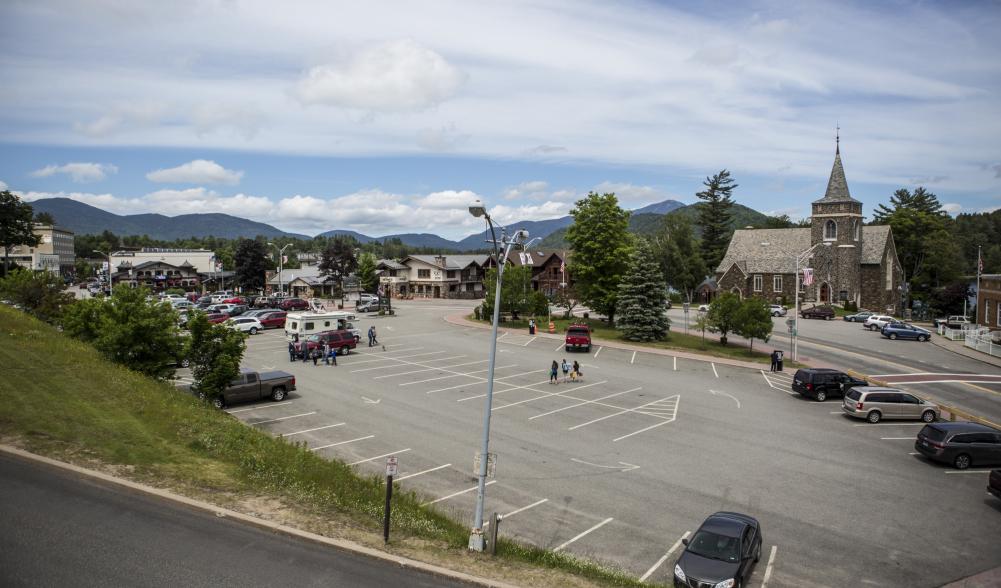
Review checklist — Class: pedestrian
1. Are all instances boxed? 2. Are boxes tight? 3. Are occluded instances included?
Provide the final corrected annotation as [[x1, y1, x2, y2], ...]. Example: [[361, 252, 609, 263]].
[[288, 340, 296, 362], [572, 360, 582, 382], [311, 346, 320, 366], [769, 350, 777, 372], [301, 341, 309, 363], [529, 318, 536, 335], [561, 358, 570, 382], [368, 326, 375, 347], [550, 360, 559, 384], [371, 326, 378, 345], [321, 341, 329, 365], [328, 346, 337, 366]]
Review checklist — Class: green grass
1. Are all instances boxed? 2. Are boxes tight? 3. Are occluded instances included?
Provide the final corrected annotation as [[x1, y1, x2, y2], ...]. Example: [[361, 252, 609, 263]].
[[0, 306, 653, 588]]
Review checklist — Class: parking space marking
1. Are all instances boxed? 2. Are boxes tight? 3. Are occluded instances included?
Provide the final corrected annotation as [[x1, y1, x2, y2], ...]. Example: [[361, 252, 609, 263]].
[[310, 435, 375, 451], [944, 470, 993, 474], [711, 362, 719, 378], [673, 356, 677, 371], [639, 530, 690, 582], [879, 437, 914, 440], [249, 411, 317, 426], [350, 352, 457, 371], [761, 545, 778, 588], [348, 448, 411, 466], [500, 498, 548, 520], [613, 415, 678, 442], [426, 369, 545, 395], [524, 336, 537, 346], [226, 402, 297, 414], [594, 346, 603, 359], [399, 364, 518, 387], [281, 423, 345, 437], [709, 389, 741, 408], [396, 463, 451, 481], [372, 359, 488, 379], [853, 422, 925, 427], [528, 387, 642, 420], [554, 342, 565, 352], [491, 380, 610, 410], [630, 351, 636, 364], [553, 517, 614, 552], [423, 480, 496, 506], [568, 394, 677, 431]]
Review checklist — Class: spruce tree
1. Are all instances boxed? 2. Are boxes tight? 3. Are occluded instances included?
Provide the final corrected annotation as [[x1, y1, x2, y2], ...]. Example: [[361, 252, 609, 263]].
[[616, 239, 670, 341], [695, 169, 738, 272]]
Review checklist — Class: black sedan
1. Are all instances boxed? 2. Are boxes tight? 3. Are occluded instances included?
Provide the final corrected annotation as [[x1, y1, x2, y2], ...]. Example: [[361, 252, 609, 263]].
[[843, 312, 873, 323], [674, 512, 762, 588]]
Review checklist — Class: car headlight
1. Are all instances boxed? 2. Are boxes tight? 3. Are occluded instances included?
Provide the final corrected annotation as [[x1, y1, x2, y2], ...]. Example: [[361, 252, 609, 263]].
[[713, 580, 735, 588], [673, 564, 686, 581]]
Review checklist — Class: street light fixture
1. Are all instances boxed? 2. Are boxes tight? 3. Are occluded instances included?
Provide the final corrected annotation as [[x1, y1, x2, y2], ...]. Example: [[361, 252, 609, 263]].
[[268, 242, 292, 298], [467, 200, 528, 552], [792, 241, 831, 361], [93, 249, 111, 295]]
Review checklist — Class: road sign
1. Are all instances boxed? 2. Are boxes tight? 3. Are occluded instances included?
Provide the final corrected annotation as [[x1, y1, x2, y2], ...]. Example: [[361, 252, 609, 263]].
[[683, 302, 690, 312], [474, 452, 496, 478], [386, 456, 398, 477], [786, 318, 795, 327]]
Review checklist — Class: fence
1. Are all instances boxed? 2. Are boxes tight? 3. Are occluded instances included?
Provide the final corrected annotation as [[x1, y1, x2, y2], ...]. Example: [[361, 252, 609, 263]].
[[937, 324, 970, 341], [964, 328, 1001, 358]]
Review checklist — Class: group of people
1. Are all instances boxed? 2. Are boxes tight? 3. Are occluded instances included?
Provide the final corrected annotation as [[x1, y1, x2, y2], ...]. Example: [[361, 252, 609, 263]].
[[549, 358, 582, 384], [287, 335, 338, 366], [367, 326, 379, 347]]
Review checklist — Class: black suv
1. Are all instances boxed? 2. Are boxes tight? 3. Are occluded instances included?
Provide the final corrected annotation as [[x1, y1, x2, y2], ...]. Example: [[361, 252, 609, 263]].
[[791, 368, 867, 402], [914, 422, 1001, 470]]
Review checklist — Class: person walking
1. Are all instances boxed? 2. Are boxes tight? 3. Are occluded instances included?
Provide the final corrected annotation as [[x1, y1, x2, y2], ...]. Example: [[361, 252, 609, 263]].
[[572, 360, 582, 382], [561, 358, 570, 382], [288, 340, 296, 362], [311, 346, 320, 366], [550, 360, 559, 385], [371, 326, 378, 346], [368, 326, 375, 347], [328, 346, 337, 366]]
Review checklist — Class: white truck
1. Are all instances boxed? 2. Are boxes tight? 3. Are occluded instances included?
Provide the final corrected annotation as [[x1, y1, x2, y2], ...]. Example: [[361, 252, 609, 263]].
[[284, 311, 360, 343]]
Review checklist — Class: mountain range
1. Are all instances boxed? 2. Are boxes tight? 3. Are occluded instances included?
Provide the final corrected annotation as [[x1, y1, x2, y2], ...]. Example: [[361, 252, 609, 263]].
[[30, 196, 768, 251]]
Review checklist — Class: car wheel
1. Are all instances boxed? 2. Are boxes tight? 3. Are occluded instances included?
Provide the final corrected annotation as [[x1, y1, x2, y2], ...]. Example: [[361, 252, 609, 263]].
[[249, 327, 258, 335], [212, 396, 224, 410], [180, 358, 190, 368], [271, 387, 286, 402], [921, 410, 936, 423], [889, 334, 897, 340], [918, 335, 928, 342], [341, 346, 349, 356], [565, 345, 571, 352], [867, 410, 882, 424], [954, 454, 971, 470], [816, 391, 827, 402], [754, 541, 761, 563]]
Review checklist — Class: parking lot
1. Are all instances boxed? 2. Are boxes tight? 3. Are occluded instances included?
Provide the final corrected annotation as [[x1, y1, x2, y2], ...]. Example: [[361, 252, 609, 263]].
[[208, 302, 1001, 587]]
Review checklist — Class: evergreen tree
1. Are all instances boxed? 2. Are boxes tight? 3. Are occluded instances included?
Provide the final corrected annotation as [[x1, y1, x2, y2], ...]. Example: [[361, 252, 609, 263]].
[[653, 214, 706, 302], [565, 192, 632, 325], [233, 238, 270, 291], [695, 169, 738, 272], [616, 239, 670, 341], [33, 211, 55, 225], [357, 252, 378, 293], [318, 238, 357, 296], [0, 190, 41, 275]]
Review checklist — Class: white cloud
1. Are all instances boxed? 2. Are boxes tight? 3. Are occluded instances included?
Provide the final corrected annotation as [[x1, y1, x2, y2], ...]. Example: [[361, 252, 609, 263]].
[[146, 160, 244, 185], [73, 102, 167, 137], [295, 39, 465, 112], [30, 162, 118, 183], [417, 190, 481, 209], [490, 201, 574, 224], [503, 181, 549, 201], [416, 123, 469, 151], [192, 103, 265, 139]]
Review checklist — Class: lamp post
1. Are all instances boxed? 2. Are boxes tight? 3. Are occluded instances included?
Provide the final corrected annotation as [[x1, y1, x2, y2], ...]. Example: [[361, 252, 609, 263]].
[[93, 250, 111, 295], [467, 199, 528, 552], [793, 242, 831, 361], [268, 242, 292, 297]]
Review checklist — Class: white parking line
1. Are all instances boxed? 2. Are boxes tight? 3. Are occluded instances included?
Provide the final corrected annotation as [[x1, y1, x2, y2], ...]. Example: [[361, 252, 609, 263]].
[[593, 346, 603, 359], [712, 362, 719, 378], [348, 449, 412, 466], [372, 359, 488, 379], [880, 437, 914, 440], [226, 402, 296, 414], [281, 423, 345, 437], [400, 365, 517, 386], [630, 351, 636, 364], [310, 435, 375, 451], [673, 356, 677, 371], [854, 422, 926, 427], [423, 480, 496, 506], [492, 380, 609, 411], [568, 394, 673, 430], [500, 498, 548, 520], [944, 469, 993, 474], [553, 517, 613, 552], [640, 531, 690, 582], [249, 411, 317, 426], [396, 463, 452, 481], [524, 336, 536, 346], [613, 416, 677, 442], [350, 352, 457, 371], [528, 388, 642, 420], [761, 545, 778, 588], [554, 342, 565, 352]]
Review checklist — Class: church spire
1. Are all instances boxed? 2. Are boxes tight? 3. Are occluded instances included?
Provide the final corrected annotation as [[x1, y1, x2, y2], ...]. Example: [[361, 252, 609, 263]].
[[814, 131, 859, 203], [836, 123, 840, 155]]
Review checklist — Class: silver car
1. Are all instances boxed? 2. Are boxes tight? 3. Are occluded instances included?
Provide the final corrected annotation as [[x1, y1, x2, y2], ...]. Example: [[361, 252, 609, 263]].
[[842, 386, 939, 424]]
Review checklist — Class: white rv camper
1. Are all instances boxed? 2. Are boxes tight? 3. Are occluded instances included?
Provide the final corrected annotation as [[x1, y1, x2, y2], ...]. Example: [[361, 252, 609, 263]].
[[284, 311, 360, 342]]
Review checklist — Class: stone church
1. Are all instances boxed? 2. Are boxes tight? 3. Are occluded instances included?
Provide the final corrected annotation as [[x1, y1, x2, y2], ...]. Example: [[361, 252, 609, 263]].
[[716, 142, 903, 313]]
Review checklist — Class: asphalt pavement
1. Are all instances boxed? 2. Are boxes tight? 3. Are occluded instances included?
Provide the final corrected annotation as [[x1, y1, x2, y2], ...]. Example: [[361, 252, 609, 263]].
[[0, 452, 471, 588]]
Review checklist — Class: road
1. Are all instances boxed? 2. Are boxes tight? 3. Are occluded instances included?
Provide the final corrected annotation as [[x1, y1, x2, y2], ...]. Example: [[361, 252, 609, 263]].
[[0, 452, 469, 588]]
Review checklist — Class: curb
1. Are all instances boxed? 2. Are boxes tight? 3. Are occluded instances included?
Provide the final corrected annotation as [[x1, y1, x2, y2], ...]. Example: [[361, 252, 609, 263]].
[[0, 445, 520, 588]]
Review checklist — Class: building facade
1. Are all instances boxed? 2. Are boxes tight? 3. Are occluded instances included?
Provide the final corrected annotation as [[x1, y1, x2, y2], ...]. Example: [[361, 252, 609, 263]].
[[401, 255, 489, 299], [110, 248, 215, 274], [716, 142, 902, 313], [978, 275, 1001, 331], [481, 250, 569, 298], [6, 224, 75, 275], [111, 260, 201, 291]]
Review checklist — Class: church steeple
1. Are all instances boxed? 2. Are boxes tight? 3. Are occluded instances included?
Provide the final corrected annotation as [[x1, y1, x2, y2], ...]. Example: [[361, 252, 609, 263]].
[[814, 132, 858, 203]]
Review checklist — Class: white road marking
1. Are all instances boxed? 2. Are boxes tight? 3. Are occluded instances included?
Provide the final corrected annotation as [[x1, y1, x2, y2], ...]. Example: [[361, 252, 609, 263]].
[[456, 379, 554, 402], [361, 396, 380, 404], [630, 351, 636, 364], [249, 411, 317, 426], [880, 437, 915, 440], [639, 531, 690, 582], [761, 545, 778, 588], [569, 395, 677, 430], [613, 418, 676, 442], [529, 388, 642, 420], [944, 469, 993, 474], [830, 411, 843, 414], [350, 352, 457, 371], [711, 362, 719, 378], [372, 359, 489, 379], [908, 452, 920, 455], [498, 332, 508, 340], [310, 435, 375, 451], [673, 356, 677, 371], [593, 346, 603, 359], [555, 342, 565, 352], [553, 517, 614, 552], [710, 389, 741, 408], [226, 402, 296, 414], [500, 498, 548, 520], [492, 380, 609, 411], [399, 365, 517, 386], [348, 448, 411, 466], [853, 422, 925, 427], [439, 369, 548, 397], [569, 458, 640, 472], [396, 463, 451, 481], [524, 336, 536, 346], [423, 480, 496, 506], [281, 423, 345, 437]]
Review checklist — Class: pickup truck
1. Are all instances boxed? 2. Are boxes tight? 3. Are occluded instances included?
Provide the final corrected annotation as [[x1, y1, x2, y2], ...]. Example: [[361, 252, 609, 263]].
[[197, 369, 296, 409], [565, 324, 592, 352], [933, 315, 970, 329]]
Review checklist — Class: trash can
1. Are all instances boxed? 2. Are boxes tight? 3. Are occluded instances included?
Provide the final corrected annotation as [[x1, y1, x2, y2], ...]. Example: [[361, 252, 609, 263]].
[[775, 350, 784, 372], [529, 321, 536, 335]]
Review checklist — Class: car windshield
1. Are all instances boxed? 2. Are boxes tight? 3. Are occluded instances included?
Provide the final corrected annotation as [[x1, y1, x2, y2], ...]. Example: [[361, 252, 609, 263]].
[[920, 425, 947, 442], [846, 388, 862, 400], [687, 530, 740, 563]]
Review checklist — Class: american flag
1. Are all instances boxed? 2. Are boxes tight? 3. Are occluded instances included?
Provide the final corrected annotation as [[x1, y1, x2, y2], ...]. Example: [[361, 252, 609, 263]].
[[802, 268, 814, 286], [978, 251, 983, 274]]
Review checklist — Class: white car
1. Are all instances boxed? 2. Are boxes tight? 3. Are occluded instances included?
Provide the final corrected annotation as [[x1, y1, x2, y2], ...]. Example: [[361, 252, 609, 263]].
[[698, 304, 710, 312], [225, 317, 263, 335], [769, 305, 787, 317], [863, 315, 899, 331]]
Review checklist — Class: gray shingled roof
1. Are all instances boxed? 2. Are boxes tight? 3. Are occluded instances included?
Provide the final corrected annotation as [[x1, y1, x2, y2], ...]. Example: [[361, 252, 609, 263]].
[[406, 254, 489, 269], [814, 149, 859, 204], [716, 228, 811, 274], [377, 259, 407, 270], [861, 224, 892, 264]]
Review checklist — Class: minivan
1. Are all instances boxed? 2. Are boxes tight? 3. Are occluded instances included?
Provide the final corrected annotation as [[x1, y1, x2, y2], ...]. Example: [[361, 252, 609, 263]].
[[914, 422, 1001, 470], [842, 386, 940, 424], [792, 368, 867, 402]]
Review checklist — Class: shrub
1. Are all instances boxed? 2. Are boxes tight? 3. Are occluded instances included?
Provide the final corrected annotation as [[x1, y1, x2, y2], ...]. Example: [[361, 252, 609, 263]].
[[844, 300, 858, 312]]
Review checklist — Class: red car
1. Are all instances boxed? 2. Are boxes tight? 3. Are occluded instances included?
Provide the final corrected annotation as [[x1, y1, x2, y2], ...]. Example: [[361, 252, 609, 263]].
[[258, 311, 287, 329], [223, 296, 246, 304], [206, 312, 229, 324], [297, 330, 357, 357], [279, 298, 310, 311], [564, 324, 592, 352]]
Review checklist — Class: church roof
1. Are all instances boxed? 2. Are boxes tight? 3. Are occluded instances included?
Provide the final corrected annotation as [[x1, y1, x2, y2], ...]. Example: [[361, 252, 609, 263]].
[[861, 224, 892, 264], [813, 146, 859, 204], [716, 228, 811, 275]]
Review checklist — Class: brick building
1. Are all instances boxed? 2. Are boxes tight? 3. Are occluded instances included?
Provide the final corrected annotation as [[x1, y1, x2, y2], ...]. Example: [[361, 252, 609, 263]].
[[482, 250, 569, 298], [716, 141, 902, 312], [978, 275, 1001, 331]]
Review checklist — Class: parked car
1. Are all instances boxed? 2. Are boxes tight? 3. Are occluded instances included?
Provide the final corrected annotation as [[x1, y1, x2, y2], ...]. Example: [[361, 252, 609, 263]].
[[358, 299, 388, 313], [881, 323, 931, 341], [863, 314, 900, 331], [209, 290, 235, 303], [843, 311, 873, 323], [914, 422, 1001, 470], [208, 303, 237, 315], [769, 304, 787, 317], [223, 296, 246, 304], [225, 316, 263, 335], [196, 295, 213, 307], [933, 315, 971, 329], [842, 386, 939, 424], [243, 308, 280, 318], [357, 293, 378, 305], [698, 304, 710, 312], [258, 311, 287, 329], [227, 304, 248, 317], [196, 369, 296, 409], [673, 512, 762, 588], [205, 312, 228, 324], [278, 297, 310, 311], [171, 299, 193, 311], [565, 324, 592, 352], [186, 292, 201, 303], [989, 470, 1001, 499], [792, 368, 867, 402], [800, 305, 835, 320], [298, 329, 357, 357]]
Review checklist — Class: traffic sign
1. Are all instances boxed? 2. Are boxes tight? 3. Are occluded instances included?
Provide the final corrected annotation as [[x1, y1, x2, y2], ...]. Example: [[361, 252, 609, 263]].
[[683, 302, 690, 312], [386, 456, 398, 477]]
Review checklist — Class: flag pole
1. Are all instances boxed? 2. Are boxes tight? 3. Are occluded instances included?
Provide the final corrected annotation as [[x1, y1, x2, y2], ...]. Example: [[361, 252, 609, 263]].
[[976, 245, 982, 326]]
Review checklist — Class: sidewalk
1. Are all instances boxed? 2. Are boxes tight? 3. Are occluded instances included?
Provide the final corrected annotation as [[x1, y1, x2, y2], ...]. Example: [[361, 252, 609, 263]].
[[931, 334, 1001, 370]]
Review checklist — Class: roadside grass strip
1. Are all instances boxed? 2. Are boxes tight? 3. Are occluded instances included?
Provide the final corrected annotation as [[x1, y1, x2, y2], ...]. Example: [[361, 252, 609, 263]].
[[639, 531, 690, 582]]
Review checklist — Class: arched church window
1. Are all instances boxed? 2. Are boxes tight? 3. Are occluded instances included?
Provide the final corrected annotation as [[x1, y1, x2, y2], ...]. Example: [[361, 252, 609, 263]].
[[853, 219, 859, 241], [824, 220, 837, 240]]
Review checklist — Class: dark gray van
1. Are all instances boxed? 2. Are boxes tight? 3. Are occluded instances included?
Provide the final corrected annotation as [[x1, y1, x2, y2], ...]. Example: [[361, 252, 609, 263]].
[[915, 422, 1001, 470], [792, 368, 866, 402]]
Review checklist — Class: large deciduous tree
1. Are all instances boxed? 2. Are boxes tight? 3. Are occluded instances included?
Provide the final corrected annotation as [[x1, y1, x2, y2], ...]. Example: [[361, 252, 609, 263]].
[[705, 292, 741, 345], [233, 238, 270, 291], [565, 192, 632, 325], [734, 297, 773, 354], [695, 170, 737, 272], [318, 238, 357, 295], [616, 239, 670, 341], [482, 264, 534, 319], [0, 268, 75, 323], [653, 213, 707, 302], [0, 190, 41, 276]]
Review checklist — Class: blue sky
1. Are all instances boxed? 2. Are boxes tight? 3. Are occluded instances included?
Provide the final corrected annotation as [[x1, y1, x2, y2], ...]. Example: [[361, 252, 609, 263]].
[[1, 0, 999, 239]]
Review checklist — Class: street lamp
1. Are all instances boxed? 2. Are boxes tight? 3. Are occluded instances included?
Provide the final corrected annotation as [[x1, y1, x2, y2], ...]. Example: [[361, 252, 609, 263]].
[[467, 199, 528, 552], [93, 250, 111, 295], [268, 242, 292, 297], [793, 241, 831, 361]]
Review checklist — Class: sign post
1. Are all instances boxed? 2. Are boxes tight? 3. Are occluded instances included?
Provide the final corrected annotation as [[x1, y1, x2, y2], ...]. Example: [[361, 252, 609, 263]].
[[383, 456, 398, 543], [683, 302, 690, 335]]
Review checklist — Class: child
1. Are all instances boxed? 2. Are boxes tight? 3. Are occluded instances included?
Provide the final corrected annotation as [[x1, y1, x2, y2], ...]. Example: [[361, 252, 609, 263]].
[[328, 346, 337, 366], [561, 359, 570, 382], [572, 360, 582, 382], [550, 360, 559, 385]]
